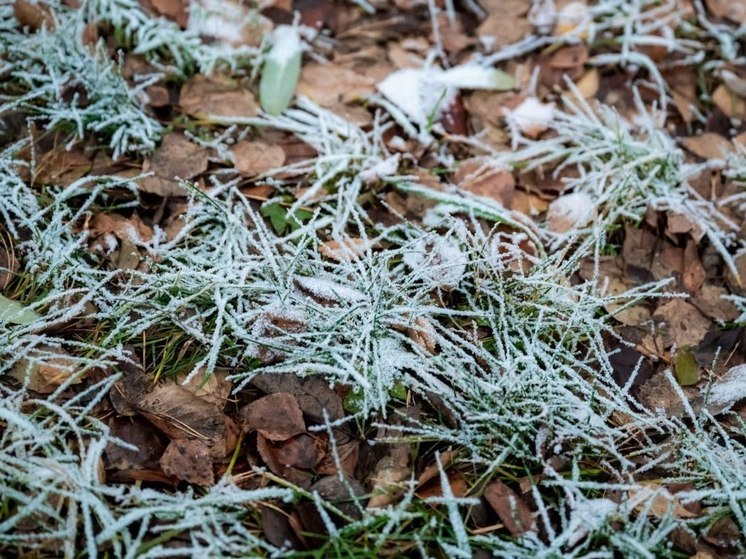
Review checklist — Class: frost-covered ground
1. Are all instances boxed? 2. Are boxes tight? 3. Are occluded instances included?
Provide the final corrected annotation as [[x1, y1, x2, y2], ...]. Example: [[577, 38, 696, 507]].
[[1, 0, 746, 557]]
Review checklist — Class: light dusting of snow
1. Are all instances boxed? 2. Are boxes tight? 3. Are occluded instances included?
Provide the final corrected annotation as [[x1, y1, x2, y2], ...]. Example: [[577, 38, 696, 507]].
[[188, 0, 250, 44], [707, 364, 746, 409], [295, 276, 367, 303], [377, 68, 456, 130], [402, 237, 467, 290], [505, 97, 555, 139], [546, 191, 596, 234], [268, 25, 302, 66]]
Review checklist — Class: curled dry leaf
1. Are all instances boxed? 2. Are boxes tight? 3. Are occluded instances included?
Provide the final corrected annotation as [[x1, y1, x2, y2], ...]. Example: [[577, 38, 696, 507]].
[[180, 74, 259, 121], [705, 0, 746, 25], [160, 438, 216, 486], [140, 133, 209, 197], [138, 381, 228, 450], [483, 479, 536, 536], [231, 140, 286, 176], [241, 392, 306, 441]]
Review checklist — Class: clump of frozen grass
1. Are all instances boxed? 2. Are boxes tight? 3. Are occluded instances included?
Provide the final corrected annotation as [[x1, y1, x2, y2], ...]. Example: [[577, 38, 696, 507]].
[[1, 22, 161, 159], [0, 376, 292, 557], [0, 0, 263, 159], [82, 0, 263, 75], [489, 84, 743, 279]]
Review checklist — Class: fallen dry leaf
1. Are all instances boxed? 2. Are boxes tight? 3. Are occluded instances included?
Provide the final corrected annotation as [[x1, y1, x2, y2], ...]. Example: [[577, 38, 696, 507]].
[[712, 84, 746, 119], [692, 284, 740, 322], [575, 68, 600, 98], [150, 0, 188, 27], [628, 483, 698, 519], [705, 0, 746, 25], [455, 159, 515, 208], [262, 433, 322, 470], [680, 133, 734, 160], [318, 238, 369, 262], [298, 62, 376, 107], [138, 381, 228, 448], [179, 369, 232, 410], [231, 140, 286, 176], [160, 438, 216, 486], [180, 74, 259, 121], [106, 416, 166, 471], [483, 479, 536, 536], [654, 298, 711, 349], [139, 133, 209, 197], [546, 191, 596, 233], [9, 348, 81, 394], [241, 392, 306, 441], [250, 373, 345, 422], [13, 0, 54, 30]]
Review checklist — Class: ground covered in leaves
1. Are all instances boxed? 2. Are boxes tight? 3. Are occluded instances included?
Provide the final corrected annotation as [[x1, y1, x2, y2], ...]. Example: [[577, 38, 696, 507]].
[[2, 0, 746, 557]]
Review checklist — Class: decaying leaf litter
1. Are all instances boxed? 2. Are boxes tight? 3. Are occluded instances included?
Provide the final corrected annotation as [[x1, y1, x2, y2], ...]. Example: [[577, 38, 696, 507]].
[[1, 0, 746, 556]]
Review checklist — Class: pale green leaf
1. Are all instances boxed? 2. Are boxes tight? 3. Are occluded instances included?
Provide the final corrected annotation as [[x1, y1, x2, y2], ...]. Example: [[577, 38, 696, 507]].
[[674, 349, 699, 386], [259, 25, 302, 116], [0, 294, 40, 326]]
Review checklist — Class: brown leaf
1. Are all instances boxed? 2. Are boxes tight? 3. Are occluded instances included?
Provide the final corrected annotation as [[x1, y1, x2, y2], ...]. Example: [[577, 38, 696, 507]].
[[548, 44, 588, 70], [105, 416, 167, 471], [297, 62, 376, 108], [318, 238, 369, 262], [680, 133, 734, 160], [139, 134, 209, 197], [150, 0, 188, 27], [241, 392, 306, 441], [705, 0, 746, 24], [35, 148, 91, 187], [179, 369, 232, 410], [231, 141, 286, 176], [314, 436, 359, 476], [683, 240, 706, 293], [477, 14, 532, 50], [666, 210, 704, 242], [138, 381, 227, 445], [256, 433, 313, 488], [180, 74, 259, 121], [0, 231, 18, 290], [263, 433, 322, 470], [9, 348, 81, 394], [160, 438, 216, 486], [712, 84, 746, 119], [13, 0, 54, 30], [416, 470, 467, 500], [654, 299, 711, 348], [250, 373, 345, 422], [455, 159, 515, 208], [628, 483, 698, 519], [483, 479, 536, 536], [692, 284, 740, 322]]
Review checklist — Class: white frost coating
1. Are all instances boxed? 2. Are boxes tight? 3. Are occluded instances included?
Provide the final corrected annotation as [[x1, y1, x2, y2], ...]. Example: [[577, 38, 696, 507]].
[[378, 68, 456, 129], [403, 237, 467, 289], [268, 25, 302, 66], [435, 64, 512, 90], [707, 364, 746, 409], [378, 63, 513, 131], [505, 97, 555, 137], [360, 154, 401, 183], [566, 498, 618, 547], [188, 0, 249, 44], [295, 276, 367, 303], [546, 191, 596, 233]]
